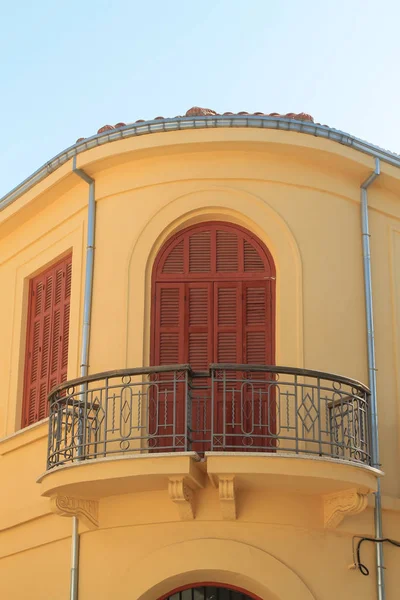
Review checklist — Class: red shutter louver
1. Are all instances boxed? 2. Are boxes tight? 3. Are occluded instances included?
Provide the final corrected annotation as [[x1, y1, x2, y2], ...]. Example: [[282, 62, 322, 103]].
[[187, 284, 212, 371], [154, 283, 185, 365], [244, 239, 265, 272], [216, 230, 239, 272], [214, 282, 242, 363], [189, 230, 211, 273], [162, 239, 184, 274], [22, 254, 72, 427], [243, 283, 268, 365]]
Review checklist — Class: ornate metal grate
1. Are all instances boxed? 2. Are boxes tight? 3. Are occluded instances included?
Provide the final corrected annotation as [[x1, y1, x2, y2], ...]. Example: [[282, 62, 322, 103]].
[[47, 364, 371, 469], [163, 586, 255, 600]]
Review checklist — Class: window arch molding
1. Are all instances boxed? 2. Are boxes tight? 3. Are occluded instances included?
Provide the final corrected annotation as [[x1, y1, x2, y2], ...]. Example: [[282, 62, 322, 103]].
[[125, 188, 303, 371], [131, 538, 316, 600]]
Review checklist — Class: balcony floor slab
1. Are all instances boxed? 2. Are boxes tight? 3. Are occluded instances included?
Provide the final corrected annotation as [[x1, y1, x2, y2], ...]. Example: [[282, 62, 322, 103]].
[[37, 452, 205, 499]]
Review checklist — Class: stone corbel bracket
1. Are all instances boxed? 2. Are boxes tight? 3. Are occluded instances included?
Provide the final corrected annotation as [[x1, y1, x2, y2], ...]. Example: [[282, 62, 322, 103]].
[[168, 477, 196, 520], [50, 495, 99, 530], [323, 488, 369, 529], [218, 475, 237, 520]]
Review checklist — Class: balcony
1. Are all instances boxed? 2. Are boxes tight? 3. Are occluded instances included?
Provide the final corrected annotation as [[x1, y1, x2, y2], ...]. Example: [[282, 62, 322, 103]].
[[44, 363, 372, 464], [38, 365, 381, 527]]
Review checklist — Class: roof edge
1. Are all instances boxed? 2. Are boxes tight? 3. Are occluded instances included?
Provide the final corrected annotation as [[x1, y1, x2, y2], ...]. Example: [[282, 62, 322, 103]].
[[1, 115, 399, 212]]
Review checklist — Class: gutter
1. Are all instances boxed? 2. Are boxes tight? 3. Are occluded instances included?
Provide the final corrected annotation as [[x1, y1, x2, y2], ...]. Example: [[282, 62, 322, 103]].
[[360, 158, 385, 600], [69, 156, 96, 600], [1, 115, 400, 212]]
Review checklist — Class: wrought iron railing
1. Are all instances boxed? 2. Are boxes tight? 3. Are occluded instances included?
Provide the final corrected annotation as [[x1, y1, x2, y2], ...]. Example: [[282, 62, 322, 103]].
[[47, 364, 371, 469]]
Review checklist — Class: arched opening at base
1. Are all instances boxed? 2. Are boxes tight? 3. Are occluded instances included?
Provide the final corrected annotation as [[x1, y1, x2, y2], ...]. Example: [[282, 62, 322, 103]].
[[158, 583, 262, 600], [134, 537, 315, 600]]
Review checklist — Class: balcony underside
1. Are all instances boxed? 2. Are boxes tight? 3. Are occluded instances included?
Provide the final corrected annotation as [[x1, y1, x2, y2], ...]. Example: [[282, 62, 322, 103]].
[[38, 451, 380, 530], [38, 364, 381, 529], [39, 450, 380, 498]]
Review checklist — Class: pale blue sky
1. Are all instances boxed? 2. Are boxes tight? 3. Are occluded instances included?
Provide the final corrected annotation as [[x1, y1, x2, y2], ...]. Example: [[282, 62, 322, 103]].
[[1, 0, 399, 198]]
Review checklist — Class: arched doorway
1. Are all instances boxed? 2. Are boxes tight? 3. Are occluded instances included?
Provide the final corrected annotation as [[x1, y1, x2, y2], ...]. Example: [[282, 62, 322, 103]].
[[158, 583, 262, 599], [150, 221, 276, 452]]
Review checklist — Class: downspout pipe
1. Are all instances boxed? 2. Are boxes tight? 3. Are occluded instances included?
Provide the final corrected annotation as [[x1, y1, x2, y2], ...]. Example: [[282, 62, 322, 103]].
[[70, 156, 96, 600], [73, 156, 96, 379], [361, 158, 385, 600]]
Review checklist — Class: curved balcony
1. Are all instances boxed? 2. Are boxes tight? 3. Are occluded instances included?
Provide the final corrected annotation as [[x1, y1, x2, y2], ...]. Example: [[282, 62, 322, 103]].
[[38, 365, 381, 523], [45, 364, 371, 468]]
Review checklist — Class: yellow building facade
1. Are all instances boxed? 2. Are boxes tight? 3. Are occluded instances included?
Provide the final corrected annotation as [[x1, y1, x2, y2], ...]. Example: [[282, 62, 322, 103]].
[[1, 107, 400, 599]]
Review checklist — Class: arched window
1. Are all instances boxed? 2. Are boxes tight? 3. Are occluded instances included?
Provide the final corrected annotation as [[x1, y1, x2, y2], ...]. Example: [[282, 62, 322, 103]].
[[159, 583, 261, 600], [151, 222, 275, 368]]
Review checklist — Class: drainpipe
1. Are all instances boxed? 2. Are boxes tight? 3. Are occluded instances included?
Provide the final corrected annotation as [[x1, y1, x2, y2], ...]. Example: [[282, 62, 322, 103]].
[[70, 156, 96, 600], [73, 156, 96, 379], [361, 158, 385, 600]]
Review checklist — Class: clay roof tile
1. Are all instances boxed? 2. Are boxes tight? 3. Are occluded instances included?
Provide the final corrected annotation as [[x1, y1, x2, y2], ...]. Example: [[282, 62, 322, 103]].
[[97, 125, 115, 134], [185, 106, 218, 117], [77, 107, 315, 140]]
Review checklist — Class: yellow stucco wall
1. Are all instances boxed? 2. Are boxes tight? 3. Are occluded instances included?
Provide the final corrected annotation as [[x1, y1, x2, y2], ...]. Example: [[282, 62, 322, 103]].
[[1, 126, 400, 599]]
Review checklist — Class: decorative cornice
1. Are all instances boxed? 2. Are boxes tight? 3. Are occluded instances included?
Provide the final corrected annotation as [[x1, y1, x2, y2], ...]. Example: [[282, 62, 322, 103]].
[[218, 475, 237, 520], [3, 109, 400, 214], [50, 495, 99, 529], [324, 488, 368, 529], [168, 477, 195, 520]]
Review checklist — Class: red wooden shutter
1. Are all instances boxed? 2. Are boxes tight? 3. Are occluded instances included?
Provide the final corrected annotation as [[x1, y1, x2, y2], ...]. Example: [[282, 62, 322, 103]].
[[154, 283, 185, 365], [151, 282, 186, 448], [186, 283, 213, 371], [243, 282, 270, 365], [214, 282, 242, 364], [186, 231, 213, 370], [48, 260, 72, 393], [22, 255, 72, 427]]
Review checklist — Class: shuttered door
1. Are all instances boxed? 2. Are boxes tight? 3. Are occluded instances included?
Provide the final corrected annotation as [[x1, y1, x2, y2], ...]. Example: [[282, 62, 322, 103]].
[[152, 222, 276, 452], [22, 255, 72, 427]]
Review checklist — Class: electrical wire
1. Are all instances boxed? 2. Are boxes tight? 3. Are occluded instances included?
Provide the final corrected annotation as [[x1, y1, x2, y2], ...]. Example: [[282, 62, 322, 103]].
[[352, 536, 400, 576]]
